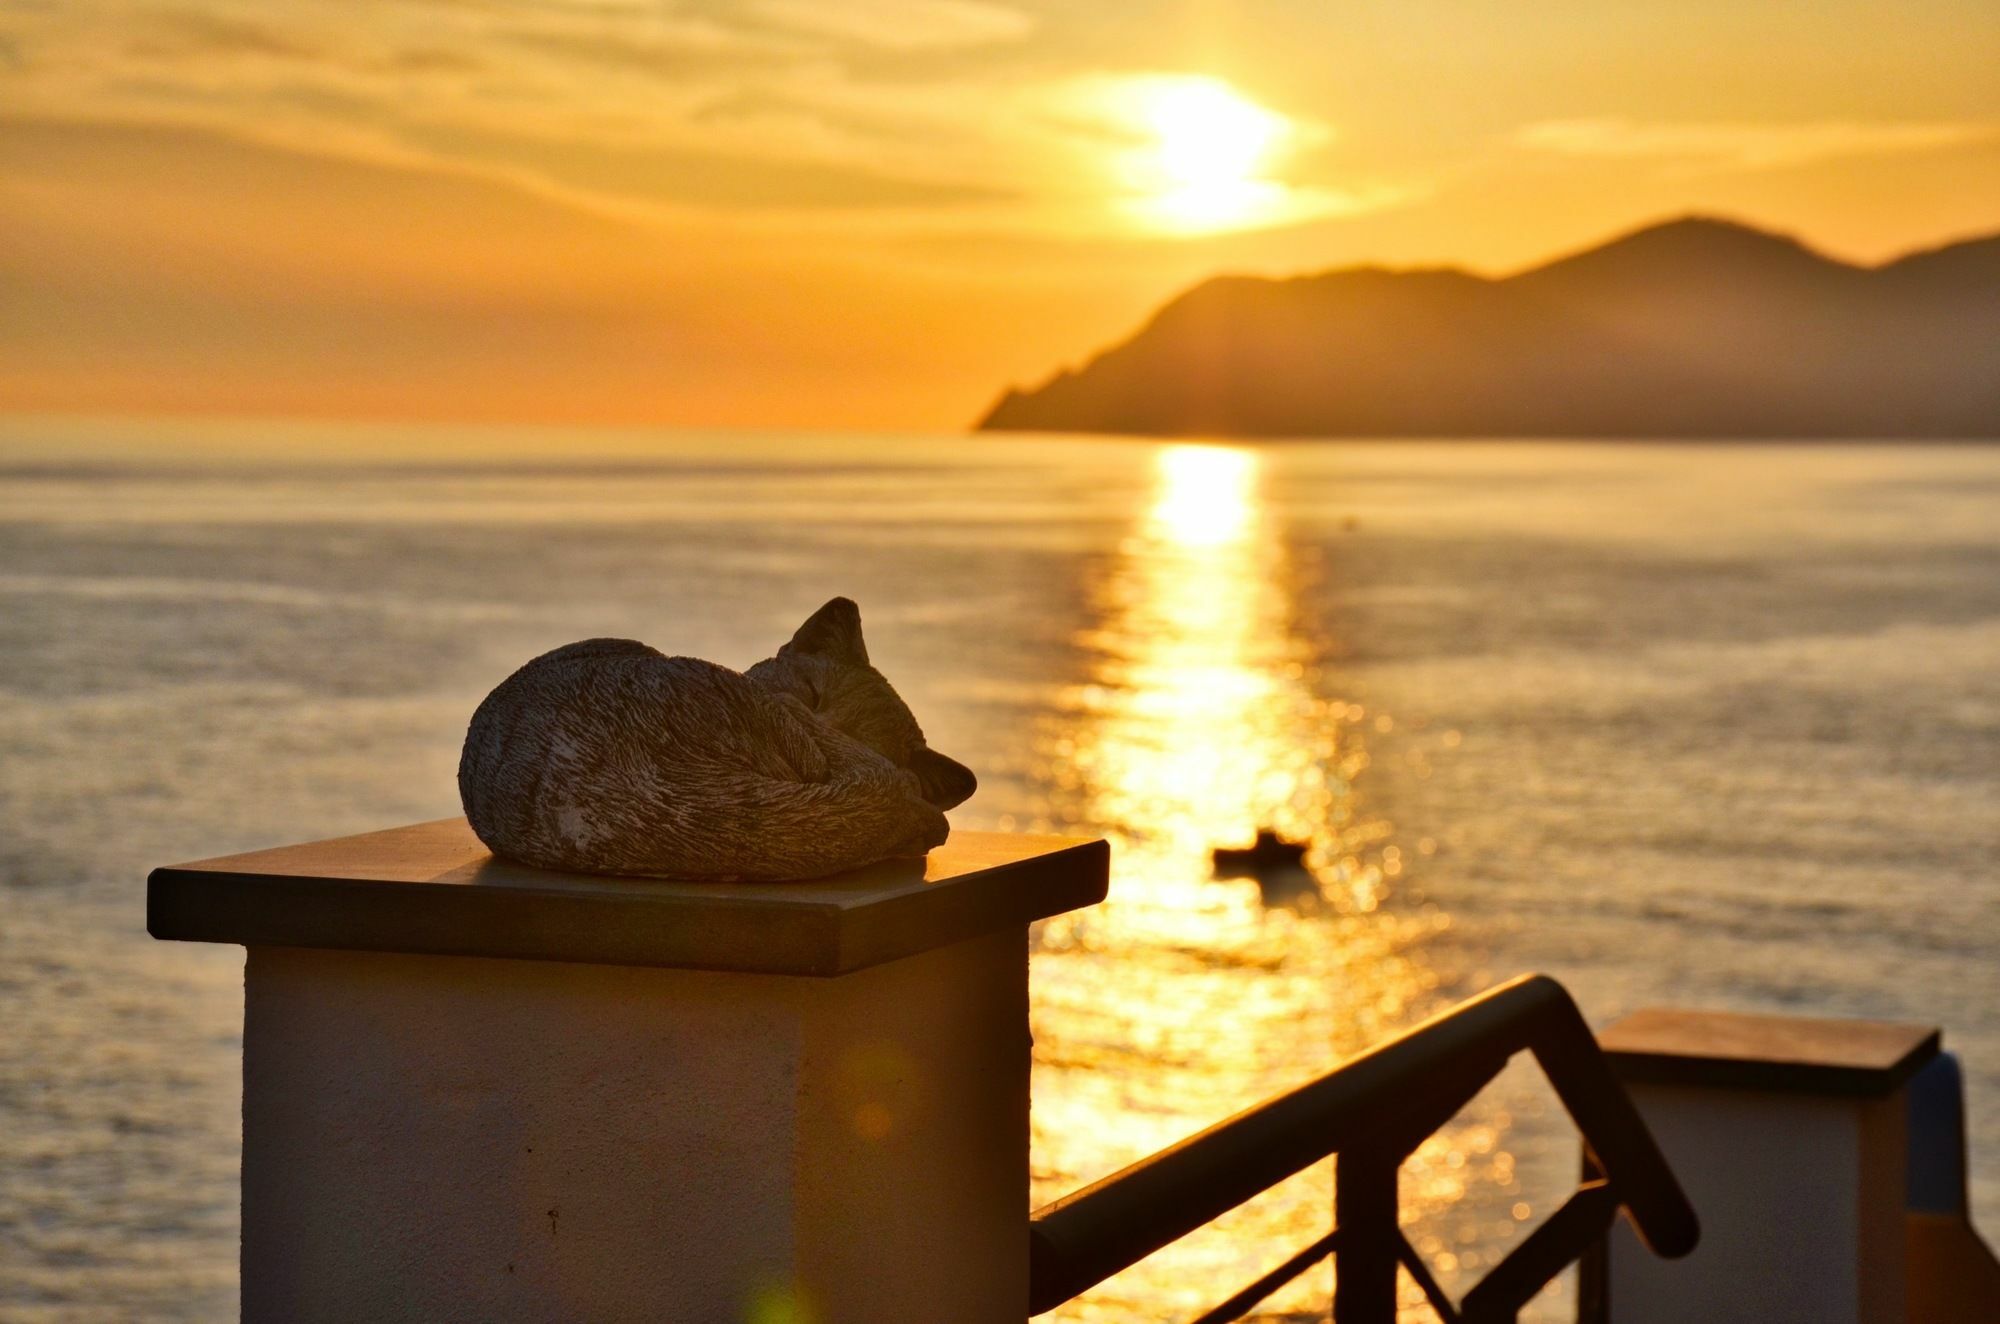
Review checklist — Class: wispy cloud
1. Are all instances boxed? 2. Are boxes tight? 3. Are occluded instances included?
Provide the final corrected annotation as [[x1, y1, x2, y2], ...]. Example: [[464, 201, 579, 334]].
[[1512, 118, 2000, 170], [139, 8, 319, 60], [0, 0, 1033, 225], [747, 0, 1035, 52]]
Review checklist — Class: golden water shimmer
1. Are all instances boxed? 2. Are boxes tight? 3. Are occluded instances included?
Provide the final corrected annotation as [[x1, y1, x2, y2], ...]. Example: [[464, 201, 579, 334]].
[[1028, 445, 1533, 1320]]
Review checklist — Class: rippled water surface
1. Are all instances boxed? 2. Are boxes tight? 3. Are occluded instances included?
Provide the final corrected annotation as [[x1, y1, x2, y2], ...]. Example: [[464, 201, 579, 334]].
[[2, 420, 1995, 1322]]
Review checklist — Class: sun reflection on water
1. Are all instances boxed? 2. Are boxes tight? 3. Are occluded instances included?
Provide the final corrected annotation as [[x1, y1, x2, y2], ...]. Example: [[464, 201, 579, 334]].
[[1057, 445, 1334, 916], [1028, 445, 1532, 1321]]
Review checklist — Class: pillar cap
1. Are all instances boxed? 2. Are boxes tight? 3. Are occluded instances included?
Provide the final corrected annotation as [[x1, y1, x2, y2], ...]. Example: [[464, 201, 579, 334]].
[[149, 818, 1108, 977], [1600, 1006, 1939, 1097]]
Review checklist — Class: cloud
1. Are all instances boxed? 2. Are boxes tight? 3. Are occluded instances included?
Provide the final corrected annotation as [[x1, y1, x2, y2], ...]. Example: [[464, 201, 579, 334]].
[[1512, 118, 2000, 170], [748, 0, 1034, 51], [397, 117, 1015, 211], [0, 0, 1027, 226], [140, 7, 319, 60], [500, 26, 787, 77]]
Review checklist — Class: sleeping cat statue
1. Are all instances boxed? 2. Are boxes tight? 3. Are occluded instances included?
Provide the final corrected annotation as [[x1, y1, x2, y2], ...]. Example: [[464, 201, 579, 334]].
[[459, 598, 976, 881]]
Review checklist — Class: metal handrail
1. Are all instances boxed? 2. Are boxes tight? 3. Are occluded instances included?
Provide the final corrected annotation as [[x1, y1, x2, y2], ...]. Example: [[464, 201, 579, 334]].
[[1028, 973, 1698, 1320]]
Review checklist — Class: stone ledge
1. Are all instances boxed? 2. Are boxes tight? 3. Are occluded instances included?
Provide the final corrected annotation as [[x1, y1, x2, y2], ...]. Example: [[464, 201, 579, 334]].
[[1600, 1006, 1940, 1098], [148, 817, 1108, 977]]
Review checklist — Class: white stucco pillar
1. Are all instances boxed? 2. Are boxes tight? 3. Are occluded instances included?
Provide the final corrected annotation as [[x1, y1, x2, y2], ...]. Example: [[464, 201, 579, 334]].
[[150, 818, 1108, 1324], [1588, 1007, 1938, 1324]]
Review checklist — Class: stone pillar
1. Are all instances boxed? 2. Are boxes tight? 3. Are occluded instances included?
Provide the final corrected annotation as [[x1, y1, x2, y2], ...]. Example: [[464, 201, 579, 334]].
[[1590, 1007, 1938, 1324], [150, 818, 1108, 1324]]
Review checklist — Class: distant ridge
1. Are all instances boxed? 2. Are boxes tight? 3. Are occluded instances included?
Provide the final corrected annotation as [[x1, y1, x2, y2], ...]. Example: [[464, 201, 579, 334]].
[[976, 217, 2000, 438]]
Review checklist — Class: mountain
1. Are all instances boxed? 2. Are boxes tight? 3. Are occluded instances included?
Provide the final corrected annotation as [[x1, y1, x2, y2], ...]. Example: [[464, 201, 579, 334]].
[[975, 217, 2000, 438]]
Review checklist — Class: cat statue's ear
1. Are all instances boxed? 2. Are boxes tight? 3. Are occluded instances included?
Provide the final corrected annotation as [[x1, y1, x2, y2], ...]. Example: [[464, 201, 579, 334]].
[[782, 597, 869, 666], [910, 746, 977, 810]]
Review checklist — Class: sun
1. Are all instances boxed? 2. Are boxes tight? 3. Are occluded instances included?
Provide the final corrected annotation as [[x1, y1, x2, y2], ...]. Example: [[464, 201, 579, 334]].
[[1142, 79, 1287, 193], [1118, 75, 1297, 232], [1051, 72, 1334, 235]]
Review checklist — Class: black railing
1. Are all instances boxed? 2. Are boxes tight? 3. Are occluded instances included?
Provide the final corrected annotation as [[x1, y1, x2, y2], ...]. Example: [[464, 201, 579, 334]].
[[1028, 974, 1698, 1322]]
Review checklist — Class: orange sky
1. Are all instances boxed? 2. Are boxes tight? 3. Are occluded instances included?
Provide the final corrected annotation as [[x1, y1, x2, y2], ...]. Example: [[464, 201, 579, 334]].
[[3, 1, 1998, 430]]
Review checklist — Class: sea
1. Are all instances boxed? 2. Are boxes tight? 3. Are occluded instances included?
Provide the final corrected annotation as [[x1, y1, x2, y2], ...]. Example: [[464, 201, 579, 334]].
[[1, 418, 1995, 1322]]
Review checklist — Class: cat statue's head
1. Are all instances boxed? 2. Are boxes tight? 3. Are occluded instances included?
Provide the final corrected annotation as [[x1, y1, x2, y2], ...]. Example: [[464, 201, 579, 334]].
[[748, 598, 978, 810]]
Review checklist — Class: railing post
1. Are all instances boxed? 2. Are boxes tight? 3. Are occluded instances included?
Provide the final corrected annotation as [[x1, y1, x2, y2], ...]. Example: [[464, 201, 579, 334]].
[[1593, 1007, 1938, 1324], [1335, 1144, 1401, 1321], [148, 818, 1108, 1324]]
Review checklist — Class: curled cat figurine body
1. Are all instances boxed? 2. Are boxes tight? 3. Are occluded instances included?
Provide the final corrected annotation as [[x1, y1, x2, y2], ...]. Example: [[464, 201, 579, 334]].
[[459, 598, 976, 881]]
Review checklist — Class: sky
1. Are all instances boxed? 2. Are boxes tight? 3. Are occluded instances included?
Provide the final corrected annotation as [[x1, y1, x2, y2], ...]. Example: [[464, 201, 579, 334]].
[[3, 0, 1998, 430]]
